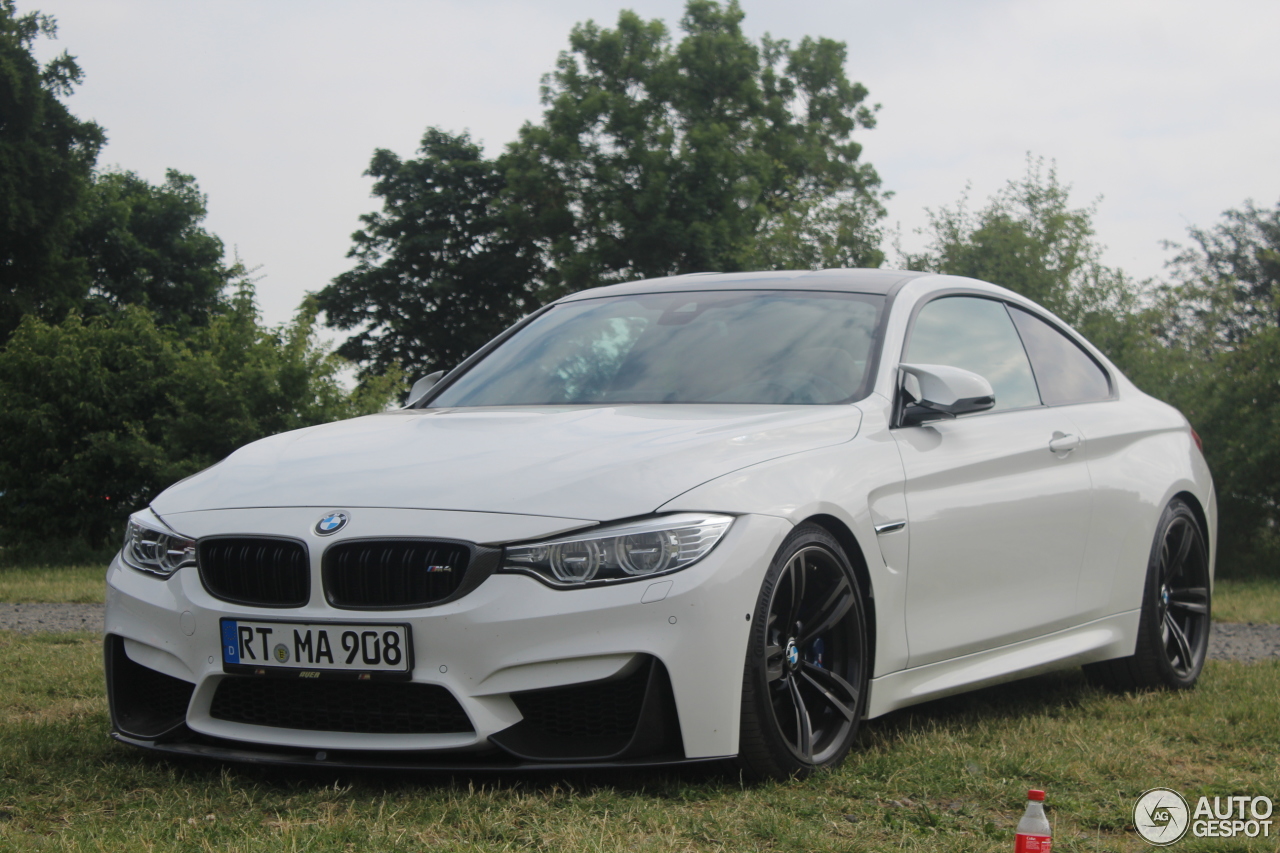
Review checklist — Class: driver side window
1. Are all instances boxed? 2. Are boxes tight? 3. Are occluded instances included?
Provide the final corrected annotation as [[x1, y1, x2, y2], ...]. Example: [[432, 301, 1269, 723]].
[[904, 296, 1041, 412]]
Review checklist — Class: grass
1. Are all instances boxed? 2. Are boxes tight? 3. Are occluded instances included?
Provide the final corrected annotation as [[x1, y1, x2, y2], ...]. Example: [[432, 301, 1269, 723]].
[[1212, 578, 1280, 624], [0, 564, 105, 604], [0, 630, 1277, 852]]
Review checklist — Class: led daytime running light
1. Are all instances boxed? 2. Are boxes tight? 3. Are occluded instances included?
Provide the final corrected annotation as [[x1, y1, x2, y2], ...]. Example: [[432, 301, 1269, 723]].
[[503, 513, 733, 587], [121, 514, 196, 578]]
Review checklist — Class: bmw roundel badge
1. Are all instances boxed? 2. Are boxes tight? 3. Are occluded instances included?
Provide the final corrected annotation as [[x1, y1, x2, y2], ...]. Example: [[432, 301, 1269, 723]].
[[315, 511, 348, 535]]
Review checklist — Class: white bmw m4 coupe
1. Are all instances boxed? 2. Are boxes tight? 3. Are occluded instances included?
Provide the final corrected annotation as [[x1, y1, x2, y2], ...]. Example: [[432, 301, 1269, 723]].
[[105, 269, 1215, 779]]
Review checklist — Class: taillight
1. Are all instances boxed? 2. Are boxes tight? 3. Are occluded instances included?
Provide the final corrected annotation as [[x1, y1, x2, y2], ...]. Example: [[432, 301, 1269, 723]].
[[1190, 427, 1203, 453]]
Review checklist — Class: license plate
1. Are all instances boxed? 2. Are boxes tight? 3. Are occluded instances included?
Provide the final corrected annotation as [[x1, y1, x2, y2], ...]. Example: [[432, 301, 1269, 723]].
[[220, 619, 412, 675]]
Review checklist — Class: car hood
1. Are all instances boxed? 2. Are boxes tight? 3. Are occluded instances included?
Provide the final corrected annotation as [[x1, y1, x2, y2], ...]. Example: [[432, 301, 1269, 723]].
[[151, 404, 863, 522]]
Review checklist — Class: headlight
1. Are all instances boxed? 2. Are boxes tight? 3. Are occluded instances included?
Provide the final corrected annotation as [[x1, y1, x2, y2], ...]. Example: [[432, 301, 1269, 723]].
[[121, 511, 196, 578], [501, 513, 733, 587]]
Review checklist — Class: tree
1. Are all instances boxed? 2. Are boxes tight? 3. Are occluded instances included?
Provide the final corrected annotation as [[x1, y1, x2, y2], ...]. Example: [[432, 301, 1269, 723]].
[[1158, 200, 1280, 575], [1165, 198, 1280, 343], [902, 159, 1105, 315], [324, 2, 886, 378], [502, 0, 885, 295], [75, 169, 232, 328], [899, 158, 1167, 373], [316, 129, 542, 380], [1188, 314, 1280, 572], [0, 284, 402, 550], [0, 0, 104, 338]]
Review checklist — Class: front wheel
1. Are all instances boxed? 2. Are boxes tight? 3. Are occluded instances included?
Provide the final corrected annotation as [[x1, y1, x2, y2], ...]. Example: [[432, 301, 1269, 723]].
[[1084, 498, 1211, 691], [735, 525, 869, 780]]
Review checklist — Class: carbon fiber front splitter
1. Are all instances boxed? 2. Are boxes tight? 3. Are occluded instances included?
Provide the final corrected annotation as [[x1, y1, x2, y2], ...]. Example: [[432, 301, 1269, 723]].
[[110, 730, 729, 773]]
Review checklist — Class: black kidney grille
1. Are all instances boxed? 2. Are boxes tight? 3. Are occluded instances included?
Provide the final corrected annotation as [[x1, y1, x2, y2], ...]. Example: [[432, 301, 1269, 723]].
[[325, 540, 471, 608], [210, 677, 473, 734], [511, 661, 649, 739], [198, 538, 309, 607]]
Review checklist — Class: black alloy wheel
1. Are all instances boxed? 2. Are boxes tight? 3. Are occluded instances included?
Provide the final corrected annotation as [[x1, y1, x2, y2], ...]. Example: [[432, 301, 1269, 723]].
[[737, 525, 868, 780], [1155, 510, 1211, 679], [1084, 499, 1211, 691]]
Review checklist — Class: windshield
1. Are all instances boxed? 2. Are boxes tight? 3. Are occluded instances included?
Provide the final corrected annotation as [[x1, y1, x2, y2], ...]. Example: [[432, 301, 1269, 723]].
[[429, 290, 885, 407]]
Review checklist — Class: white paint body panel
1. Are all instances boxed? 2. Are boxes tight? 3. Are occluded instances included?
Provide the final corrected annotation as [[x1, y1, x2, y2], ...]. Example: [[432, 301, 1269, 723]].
[[106, 270, 1217, 764], [151, 405, 863, 522], [893, 405, 1094, 665]]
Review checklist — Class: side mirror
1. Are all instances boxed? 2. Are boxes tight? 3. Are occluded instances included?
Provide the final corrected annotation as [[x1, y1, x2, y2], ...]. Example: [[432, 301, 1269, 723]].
[[898, 363, 995, 426], [405, 370, 446, 408]]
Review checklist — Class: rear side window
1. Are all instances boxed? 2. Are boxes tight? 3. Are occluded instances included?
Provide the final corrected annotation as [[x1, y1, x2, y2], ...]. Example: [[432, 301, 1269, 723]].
[[904, 296, 1041, 412], [1007, 306, 1111, 405]]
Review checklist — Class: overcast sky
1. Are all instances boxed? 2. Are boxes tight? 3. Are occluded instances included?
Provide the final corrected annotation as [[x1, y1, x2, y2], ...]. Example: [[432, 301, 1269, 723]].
[[30, 0, 1280, 328]]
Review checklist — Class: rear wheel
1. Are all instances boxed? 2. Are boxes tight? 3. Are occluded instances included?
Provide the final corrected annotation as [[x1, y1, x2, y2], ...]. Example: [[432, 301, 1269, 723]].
[[735, 525, 868, 780], [1084, 498, 1211, 691]]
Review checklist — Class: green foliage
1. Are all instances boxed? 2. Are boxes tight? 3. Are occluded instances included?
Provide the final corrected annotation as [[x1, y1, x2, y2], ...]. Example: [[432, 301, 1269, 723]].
[[75, 168, 231, 328], [502, 0, 885, 296], [1196, 319, 1280, 569], [0, 4, 403, 557], [316, 129, 541, 380], [323, 2, 887, 378], [1158, 202, 1280, 576], [903, 158, 1118, 321], [0, 0, 105, 337], [2, 3, 234, 339], [1166, 198, 1280, 342], [901, 159, 1178, 396], [0, 283, 403, 550]]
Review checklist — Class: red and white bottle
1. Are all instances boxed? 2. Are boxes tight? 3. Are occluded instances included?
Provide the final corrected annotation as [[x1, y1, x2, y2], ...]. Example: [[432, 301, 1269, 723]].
[[1015, 789, 1052, 852]]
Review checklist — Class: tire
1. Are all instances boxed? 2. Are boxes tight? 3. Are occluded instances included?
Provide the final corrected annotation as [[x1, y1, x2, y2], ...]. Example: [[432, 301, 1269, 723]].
[[735, 524, 869, 781], [1084, 498, 1211, 691]]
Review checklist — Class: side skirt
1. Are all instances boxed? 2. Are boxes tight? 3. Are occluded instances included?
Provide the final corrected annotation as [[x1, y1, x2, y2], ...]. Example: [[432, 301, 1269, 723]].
[[864, 610, 1141, 718]]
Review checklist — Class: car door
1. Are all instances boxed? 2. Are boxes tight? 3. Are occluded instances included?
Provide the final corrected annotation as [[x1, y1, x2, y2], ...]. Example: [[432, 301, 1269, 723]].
[[1003, 304, 1132, 622], [892, 295, 1094, 667]]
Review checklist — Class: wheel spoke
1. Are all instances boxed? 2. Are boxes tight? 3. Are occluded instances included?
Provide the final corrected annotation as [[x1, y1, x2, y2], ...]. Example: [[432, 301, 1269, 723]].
[[765, 643, 785, 682], [1169, 586, 1209, 615], [803, 661, 860, 708], [786, 553, 807, 630], [800, 667, 856, 722], [787, 675, 814, 757], [1165, 521, 1194, 582], [1164, 610, 1194, 671], [797, 576, 852, 645]]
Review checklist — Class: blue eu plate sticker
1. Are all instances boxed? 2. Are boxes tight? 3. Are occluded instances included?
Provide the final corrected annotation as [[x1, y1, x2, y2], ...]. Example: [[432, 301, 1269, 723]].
[[221, 620, 240, 664]]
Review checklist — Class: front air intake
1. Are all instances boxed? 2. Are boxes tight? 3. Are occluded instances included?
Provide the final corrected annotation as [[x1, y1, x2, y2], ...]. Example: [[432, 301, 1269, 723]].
[[210, 677, 473, 734], [198, 537, 309, 607], [489, 656, 685, 762], [105, 635, 194, 740]]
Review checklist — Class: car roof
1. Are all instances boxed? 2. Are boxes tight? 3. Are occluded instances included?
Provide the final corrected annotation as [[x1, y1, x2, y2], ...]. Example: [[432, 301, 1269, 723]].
[[556, 268, 932, 302]]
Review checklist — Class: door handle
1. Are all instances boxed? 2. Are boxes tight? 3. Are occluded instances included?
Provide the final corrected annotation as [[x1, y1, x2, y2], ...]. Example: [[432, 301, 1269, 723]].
[[1048, 432, 1081, 454]]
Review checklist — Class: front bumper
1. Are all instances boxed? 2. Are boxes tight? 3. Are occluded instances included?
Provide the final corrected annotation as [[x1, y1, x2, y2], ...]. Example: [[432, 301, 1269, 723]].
[[104, 508, 790, 765]]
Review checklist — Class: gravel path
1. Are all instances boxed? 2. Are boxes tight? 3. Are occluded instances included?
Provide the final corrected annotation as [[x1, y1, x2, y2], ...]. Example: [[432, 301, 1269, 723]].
[[1, 604, 1278, 662], [0, 603, 103, 634], [1205, 622, 1280, 663]]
